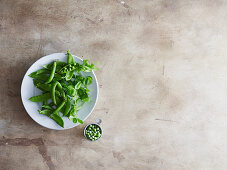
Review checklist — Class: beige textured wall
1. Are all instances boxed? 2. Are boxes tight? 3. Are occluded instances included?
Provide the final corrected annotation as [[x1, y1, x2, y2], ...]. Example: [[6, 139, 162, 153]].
[[1, 0, 227, 169]]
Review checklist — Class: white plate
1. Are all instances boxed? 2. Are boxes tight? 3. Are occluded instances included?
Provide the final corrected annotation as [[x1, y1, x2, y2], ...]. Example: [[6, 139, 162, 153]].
[[21, 53, 98, 130]]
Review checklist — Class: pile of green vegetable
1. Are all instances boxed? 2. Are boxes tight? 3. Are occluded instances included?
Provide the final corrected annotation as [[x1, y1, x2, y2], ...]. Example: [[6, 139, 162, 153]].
[[29, 51, 97, 128]]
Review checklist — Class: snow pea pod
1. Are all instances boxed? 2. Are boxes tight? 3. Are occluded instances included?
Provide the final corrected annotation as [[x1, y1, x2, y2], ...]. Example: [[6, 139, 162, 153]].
[[29, 74, 49, 82], [29, 93, 51, 102], [67, 50, 75, 64], [29, 69, 50, 77], [45, 61, 56, 84], [50, 113, 64, 128], [33, 79, 51, 91]]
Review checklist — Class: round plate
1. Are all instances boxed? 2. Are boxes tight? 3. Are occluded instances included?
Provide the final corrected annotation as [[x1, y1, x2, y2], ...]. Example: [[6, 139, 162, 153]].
[[21, 53, 98, 130]]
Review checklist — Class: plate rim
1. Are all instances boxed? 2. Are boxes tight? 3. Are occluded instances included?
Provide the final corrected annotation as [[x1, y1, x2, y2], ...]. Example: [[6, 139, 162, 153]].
[[20, 53, 99, 130]]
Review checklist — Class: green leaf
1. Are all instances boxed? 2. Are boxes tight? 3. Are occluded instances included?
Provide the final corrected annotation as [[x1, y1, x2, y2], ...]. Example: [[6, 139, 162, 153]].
[[65, 71, 74, 81], [66, 85, 76, 97], [68, 106, 77, 119], [77, 88, 90, 102], [83, 76, 92, 85], [50, 114, 64, 128], [82, 66, 93, 72], [77, 118, 83, 124], [29, 93, 51, 102], [82, 60, 98, 72], [72, 118, 77, 123], [38, 109, 52, 117], [75, 81, 82, 89], [74, 105, 83, 111], [82, 97, 90, 102]]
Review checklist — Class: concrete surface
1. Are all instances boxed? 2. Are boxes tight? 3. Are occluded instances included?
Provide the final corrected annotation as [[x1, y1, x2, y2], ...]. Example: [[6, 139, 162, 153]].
[[1, 0, 227, 169]]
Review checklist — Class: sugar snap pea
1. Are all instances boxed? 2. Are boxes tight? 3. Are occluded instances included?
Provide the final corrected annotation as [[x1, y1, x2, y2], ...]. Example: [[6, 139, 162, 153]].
[[67, 50, 75, 64], [45, 61, 56, 84], [51, 81, 65, 105], [38, 109, 52, 117], [65, 71, 74, 81], [59, 63, 82, 74], [53, 101, 65, 115], [33, 79, 51, 91], [43, 61, 66, 71], [42, 105, 53, 110], [29, 73, 49, 82], [29, 69, 50, 77], [36, 69, 50, 75], [50, 113, 64, 128], [29, 93, 51, 102], [63, 98, 71, 116]]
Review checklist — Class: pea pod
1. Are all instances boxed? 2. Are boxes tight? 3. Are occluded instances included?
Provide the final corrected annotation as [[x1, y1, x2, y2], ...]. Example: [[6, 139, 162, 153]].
[[29, 74, 49, 82], [64, 98, 71, 116], [67, 50, 75, 64], [84, 76, 93, 85], [59, 63, 82, 74], [53, 101, 66, 114], [33, 79, 51, 91], [29, 69, 50, 77], [60, 105, 66, 114], [75, 81, 82, 89], [65, 71, 74, 81], [38, 109, 52, 117], [29, 93, 51, 102], [53, 74, 63, 81], [51, 81, 65, 105], [43, 61, 66, 71], [45, 61, 56, 84], [50, 113, 64, 128], [42, 105, 53, 110]]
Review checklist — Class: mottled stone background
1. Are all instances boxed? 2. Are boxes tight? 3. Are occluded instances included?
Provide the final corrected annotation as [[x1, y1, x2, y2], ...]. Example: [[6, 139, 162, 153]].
[[1, 0, 227, 169]]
